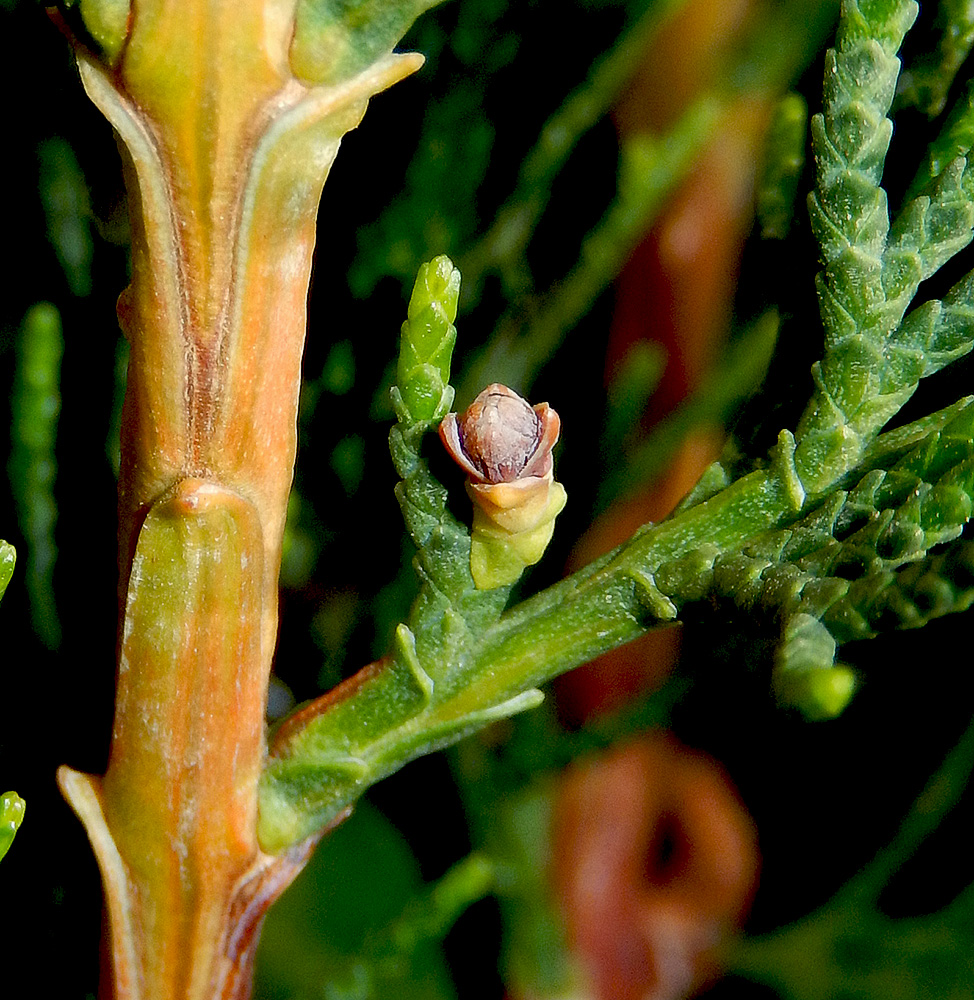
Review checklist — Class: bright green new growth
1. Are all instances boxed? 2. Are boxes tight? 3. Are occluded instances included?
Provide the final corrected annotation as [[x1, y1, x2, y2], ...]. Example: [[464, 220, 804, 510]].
[[570, 0, 974, 715], [394, 255, 459, 426], [0, 791, 25, 863], [798, 0, 918, 491], [0, 542, 14, 603]]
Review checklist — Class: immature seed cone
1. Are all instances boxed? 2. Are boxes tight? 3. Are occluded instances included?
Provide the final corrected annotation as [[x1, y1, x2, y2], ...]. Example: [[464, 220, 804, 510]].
[[439, 384, 566, 589]]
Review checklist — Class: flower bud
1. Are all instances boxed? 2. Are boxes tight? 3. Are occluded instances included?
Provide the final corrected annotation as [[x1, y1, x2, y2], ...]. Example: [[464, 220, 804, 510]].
[[457, 386, 543, 482], [440, 384, 566, 589]]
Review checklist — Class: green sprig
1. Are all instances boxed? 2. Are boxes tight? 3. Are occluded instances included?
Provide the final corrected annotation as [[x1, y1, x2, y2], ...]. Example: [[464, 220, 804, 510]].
[[896, 0, 974, 117], [0, 541, 14, 603], [907, 77, 974, 199], [392, 255, 459, 431], [8, 303, 63, 649], [644, 397, 974, 713], [261, 2, 974, 851], [389, 255, 510, 626], [797, 0, 921, 492], [757, 93, 809, 240], [259, 259, 533, 851], [0, 792, 25, 863]]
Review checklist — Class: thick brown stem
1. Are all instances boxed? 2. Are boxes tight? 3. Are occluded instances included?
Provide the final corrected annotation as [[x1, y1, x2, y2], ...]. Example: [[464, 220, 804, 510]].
[[57, 4, 421, 995]]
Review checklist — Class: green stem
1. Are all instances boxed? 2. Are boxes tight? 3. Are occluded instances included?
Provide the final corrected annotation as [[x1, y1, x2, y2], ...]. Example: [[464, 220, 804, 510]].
[[258, 459, 802, 852]]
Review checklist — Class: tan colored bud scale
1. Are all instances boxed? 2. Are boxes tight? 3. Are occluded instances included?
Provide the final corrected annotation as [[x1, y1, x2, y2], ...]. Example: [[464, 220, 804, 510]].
[[440, 384, 566, 589]]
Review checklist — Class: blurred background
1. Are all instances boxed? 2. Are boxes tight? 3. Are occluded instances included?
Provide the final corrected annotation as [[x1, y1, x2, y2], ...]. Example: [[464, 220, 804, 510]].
[[3, 0, 974, 997]]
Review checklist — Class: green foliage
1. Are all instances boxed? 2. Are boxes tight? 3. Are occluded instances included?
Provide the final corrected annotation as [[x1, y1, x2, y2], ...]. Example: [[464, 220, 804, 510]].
[[7, 303, 63, 650], [0, 541, 13, 603], [258, 258, 536, 851], [798, 0, 923, 492], [393, 255, 459, 427], [265, 0, 974, 831], [563, 0, 974, 716], [37, 139, 93, 299], [897, 0, 974, 117], [0, 791, 25, 863], [764, 0, 974, 709], [389, 254, 515, 636], [757, 93, 808, 240]]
